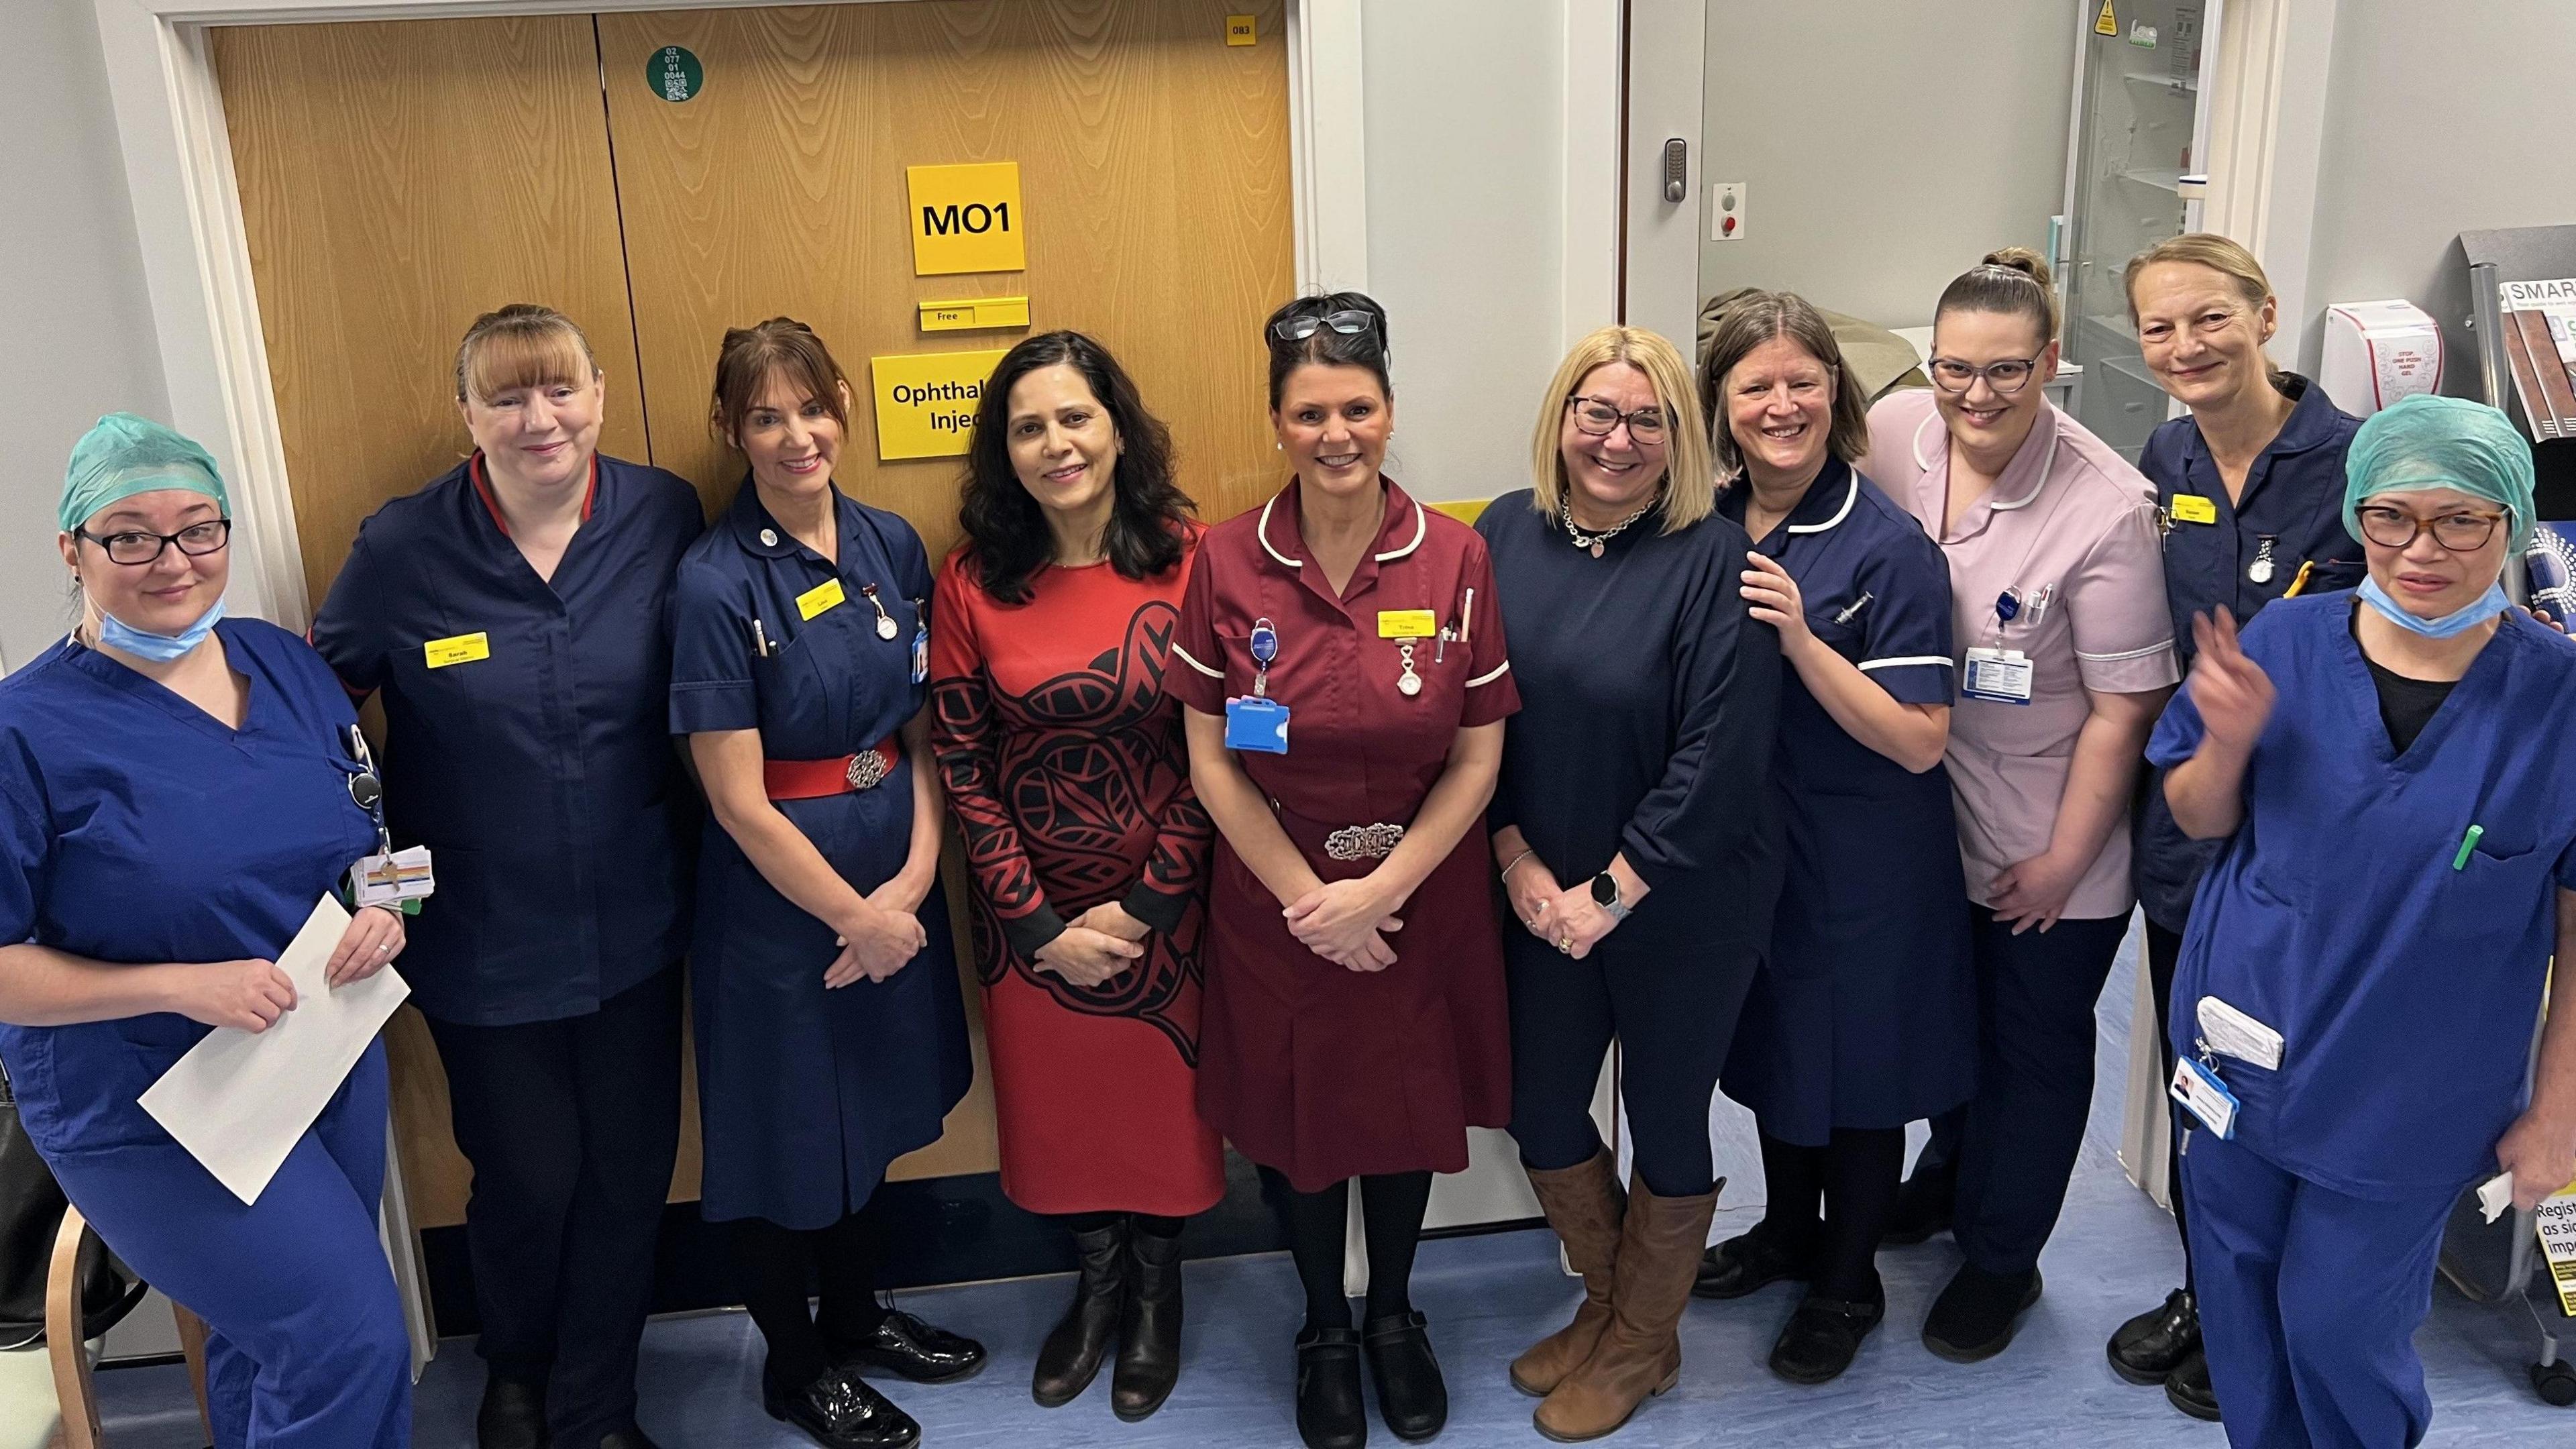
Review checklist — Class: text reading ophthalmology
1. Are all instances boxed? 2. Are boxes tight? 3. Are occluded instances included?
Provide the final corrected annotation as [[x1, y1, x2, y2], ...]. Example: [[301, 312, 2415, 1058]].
[[892, 378, 983, 434]]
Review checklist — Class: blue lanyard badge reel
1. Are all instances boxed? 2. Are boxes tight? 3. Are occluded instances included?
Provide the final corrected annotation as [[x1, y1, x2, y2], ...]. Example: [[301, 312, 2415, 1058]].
[[1224, 618, 1291, 754], [342, 725, 435, 912], [1960, 586, 2044, 704]]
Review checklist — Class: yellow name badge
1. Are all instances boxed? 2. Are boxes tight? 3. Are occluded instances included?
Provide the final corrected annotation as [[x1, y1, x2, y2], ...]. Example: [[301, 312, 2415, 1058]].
[[1377, 609, 1438, 639], [796, 578, 847, 621], [423, 633, 490, 669], [2171, 494, 2219, 525]]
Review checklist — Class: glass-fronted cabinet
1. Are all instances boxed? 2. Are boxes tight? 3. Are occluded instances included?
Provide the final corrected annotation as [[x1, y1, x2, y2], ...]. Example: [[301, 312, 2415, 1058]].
[[2061, 0, 2226, 461]]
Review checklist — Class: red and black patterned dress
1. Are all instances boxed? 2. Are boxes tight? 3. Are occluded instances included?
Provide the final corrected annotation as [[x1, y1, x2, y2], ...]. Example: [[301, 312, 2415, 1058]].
[[929, 530, 1226, 1216]]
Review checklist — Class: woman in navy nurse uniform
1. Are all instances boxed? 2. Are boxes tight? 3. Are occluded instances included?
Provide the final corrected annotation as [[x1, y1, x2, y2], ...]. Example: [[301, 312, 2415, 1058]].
[[309, 305, 702, 1449], [0, 414, 412, 1448], [2154, 394, 2576, 1449], [669, 320, 979, 1449], [1691, 292, 1975, 1386]]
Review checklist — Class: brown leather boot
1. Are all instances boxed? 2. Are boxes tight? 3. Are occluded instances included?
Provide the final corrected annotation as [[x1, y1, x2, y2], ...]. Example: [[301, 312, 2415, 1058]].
[[1534, 1175, 1720, 1442], [1511, 1150, 1627, 1397]]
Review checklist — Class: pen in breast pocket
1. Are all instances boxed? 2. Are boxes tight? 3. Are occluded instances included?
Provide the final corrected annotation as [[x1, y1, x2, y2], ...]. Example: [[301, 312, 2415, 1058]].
[[2453, 823, 2483, 871], [751, 619, 771, 657], [1458, 588, 1474, 645]]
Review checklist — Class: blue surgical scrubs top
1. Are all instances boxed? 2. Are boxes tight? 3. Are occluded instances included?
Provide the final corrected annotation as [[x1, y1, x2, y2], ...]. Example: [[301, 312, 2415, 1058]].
[[0, 620, 382, 1155], [309, 454, 705, 1026], [2150, 597, 2576, 1199], [2135, 375, 2363, 928]]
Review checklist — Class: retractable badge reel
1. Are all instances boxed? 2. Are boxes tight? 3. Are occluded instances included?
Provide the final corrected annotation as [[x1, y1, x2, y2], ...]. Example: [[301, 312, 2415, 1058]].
[[1224, 618, 1291, 754], [1961, 587, 2037, 704], [910, 598, 930, 684], [343, 726, 435, 912]]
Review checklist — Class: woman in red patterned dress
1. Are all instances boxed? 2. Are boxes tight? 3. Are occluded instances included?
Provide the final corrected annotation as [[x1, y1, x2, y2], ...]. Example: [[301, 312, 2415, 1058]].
[[929, 331, 1219, 1422]]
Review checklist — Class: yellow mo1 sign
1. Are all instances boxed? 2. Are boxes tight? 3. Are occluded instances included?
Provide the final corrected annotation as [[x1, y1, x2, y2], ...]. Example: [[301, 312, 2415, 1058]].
[[870, 348, 1009, 460], [908, 162, 1025, 276]]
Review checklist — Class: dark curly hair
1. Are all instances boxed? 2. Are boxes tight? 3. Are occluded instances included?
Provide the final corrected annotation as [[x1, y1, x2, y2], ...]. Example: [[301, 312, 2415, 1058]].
[[957, 331, 1193, 605]]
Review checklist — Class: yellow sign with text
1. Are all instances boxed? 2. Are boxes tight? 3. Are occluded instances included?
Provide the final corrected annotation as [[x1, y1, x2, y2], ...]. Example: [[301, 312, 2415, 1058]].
[[918, 296, 1032, 333], [1226, 15, 1258, 45], [871, 349, 1010, 460], [907, 162, 1025, 276]]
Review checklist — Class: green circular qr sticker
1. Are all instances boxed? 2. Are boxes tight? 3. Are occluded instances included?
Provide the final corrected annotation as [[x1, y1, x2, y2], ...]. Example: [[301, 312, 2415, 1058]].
[[648, 46, 704, 103]]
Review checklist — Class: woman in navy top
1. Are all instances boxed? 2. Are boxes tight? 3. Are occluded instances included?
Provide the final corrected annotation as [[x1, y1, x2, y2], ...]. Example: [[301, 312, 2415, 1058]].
[[669, 320, 977, 1449], [1481, 325, 1781, 1440], [309, 305, 702, 1449], [1693, 292, 1974, 1385], [0, 415, 411, 1447], [2111, 235, 2362, 1419]]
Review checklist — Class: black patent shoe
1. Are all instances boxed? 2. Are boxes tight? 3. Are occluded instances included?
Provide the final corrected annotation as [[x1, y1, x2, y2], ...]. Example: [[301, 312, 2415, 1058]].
[[2108, 1287, 2200, 1385], [595, 1428, 661, 1449], [1882, 1167, 1955, 1246], [841, 1307, 987, 1384], [1294, 1324, 1368, 1449], [2165, 1348, 2223, 1421], [1921, 1265, 2043, 1363], [1112, 1226, 1185, 1420], [1362, 1310, 1447, 1442], [1034, 1219, 1128, 1407], [1767, 1291, 1885, 1385], [765, 1366, 921, 1449], [477, 1375, 550, 1449], [1694, 1224, 1816, 1300]]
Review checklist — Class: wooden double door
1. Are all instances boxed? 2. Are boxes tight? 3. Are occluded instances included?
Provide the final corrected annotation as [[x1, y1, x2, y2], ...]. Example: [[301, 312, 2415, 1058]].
[[212, 1, 1293, 1247]]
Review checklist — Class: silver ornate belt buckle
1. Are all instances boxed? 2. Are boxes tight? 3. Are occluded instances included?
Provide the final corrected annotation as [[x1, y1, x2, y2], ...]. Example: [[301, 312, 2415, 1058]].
[[845, 749, 892, 791], [1324, 822, 1405, 861]]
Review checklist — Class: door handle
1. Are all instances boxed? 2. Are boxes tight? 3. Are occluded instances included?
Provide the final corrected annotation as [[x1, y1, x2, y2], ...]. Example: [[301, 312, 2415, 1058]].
[[1661, 138, 1687, 204]]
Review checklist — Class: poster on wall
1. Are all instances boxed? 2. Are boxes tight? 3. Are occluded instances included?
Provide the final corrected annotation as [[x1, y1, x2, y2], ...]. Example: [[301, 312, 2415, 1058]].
[[2498, 278, 2576, 440]]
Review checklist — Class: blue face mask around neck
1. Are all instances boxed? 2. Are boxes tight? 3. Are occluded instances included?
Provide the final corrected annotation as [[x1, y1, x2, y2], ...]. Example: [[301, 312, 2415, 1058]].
[[95, 597, 225, 663], [2356, 575, 2511, 639]]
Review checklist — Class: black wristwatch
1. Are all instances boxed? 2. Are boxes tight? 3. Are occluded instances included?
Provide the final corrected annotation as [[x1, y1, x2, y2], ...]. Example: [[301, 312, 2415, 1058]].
[[1591, 871, 1630, 922]]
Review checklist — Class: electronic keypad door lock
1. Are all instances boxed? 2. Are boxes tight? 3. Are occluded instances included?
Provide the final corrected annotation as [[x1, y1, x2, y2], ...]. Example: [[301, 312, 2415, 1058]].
[[1661, 138, 1688, 203]]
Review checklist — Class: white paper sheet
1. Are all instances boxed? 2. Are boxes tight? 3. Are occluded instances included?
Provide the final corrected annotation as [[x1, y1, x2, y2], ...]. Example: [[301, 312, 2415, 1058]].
[[139, 896, 410, 1205]]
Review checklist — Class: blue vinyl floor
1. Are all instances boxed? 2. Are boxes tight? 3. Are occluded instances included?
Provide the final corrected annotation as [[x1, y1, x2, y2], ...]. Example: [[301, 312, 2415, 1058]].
[[98, 930, 2573, 1446]]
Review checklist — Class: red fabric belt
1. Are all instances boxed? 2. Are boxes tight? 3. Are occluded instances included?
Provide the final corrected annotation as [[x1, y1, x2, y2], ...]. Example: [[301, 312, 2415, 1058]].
[[763, 737, 900, 800]]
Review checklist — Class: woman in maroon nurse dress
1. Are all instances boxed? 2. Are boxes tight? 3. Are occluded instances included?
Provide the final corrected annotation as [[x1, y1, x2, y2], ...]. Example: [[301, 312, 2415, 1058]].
[[930, 332, 1218, 1422]]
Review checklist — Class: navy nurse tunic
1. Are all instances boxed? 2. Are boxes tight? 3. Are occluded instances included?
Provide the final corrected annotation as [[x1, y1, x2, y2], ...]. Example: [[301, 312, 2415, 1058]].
[[309, 453, 704, 1024], [669, 482, 971, 1228], [0, 619, 408, 1446], [1714, 461, 1977, 1146]]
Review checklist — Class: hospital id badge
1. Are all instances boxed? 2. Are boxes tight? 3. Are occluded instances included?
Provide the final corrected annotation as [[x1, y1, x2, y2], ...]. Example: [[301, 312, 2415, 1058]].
[[2171, 1057, 2240, 1140], [1962, 647, 2034, 704], [1224, 696, 1291, 754], [352, 845, 435, 911]]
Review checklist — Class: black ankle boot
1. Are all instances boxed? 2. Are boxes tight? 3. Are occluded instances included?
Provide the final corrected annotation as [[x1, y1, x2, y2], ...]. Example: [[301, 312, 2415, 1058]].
[[1112, 1224, 1185, 1420], [1033, 1218, 1128, 1407], [1362, 1309, 1447, 1442], [2108, 1287, 2200, 1385], [477, 1374, 549, 1449], [1294, 1324, 1366, 1449]]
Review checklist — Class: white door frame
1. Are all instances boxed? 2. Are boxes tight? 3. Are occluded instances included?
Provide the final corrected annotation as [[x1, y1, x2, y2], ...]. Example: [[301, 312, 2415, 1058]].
[[91, 0, 1368, 631]]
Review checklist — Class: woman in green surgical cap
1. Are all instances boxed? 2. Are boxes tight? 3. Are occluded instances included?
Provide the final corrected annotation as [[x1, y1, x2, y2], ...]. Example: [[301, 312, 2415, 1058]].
[[0, 413, 415, 1445], [2145, 392, 2576, 1448]]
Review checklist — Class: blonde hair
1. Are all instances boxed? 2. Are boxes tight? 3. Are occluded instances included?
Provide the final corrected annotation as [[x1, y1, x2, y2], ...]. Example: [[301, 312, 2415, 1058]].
[[455, 304, 598, 404], [2123, 233, 2288, 386], [1936, 246, 2060, 346], [1527, 327, 1712, 533], [1697, 290, 1871, 479]]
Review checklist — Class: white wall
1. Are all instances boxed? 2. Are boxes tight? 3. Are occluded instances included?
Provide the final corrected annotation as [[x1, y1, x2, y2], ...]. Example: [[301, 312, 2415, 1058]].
[[0, 4, 172, 673]]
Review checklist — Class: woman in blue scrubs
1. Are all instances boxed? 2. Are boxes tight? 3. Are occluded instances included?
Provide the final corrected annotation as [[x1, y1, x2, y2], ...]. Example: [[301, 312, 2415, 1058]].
[[2153, 393, 2576, 1449], [0, 414, 413, 1448], [1693, 292, 1975, 1385], [310, 305, 702, 1449], [2114, 235, 2363, 1420], [670, 320, 978, 1449]]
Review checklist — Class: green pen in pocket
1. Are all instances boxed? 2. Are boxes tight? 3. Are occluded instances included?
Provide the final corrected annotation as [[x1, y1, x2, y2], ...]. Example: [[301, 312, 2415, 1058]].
[[2452, 824, 2484, 871]]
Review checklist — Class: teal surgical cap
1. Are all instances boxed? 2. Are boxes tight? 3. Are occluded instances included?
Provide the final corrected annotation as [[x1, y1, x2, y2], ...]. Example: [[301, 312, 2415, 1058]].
[[58, 412, 228, 535], [2344, 392, 2535, 553]]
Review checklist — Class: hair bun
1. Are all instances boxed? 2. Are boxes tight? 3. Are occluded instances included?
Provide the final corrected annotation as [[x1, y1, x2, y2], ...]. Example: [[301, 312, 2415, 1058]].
[[1981, 246, 2053, 290]]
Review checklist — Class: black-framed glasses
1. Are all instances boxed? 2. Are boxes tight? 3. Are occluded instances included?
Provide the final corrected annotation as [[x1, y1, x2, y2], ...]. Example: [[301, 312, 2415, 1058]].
[[1271, 309, 1377, 343], [1564, 394, 1669, 444], [2354, 505, 2508, 553], [1927, 355, 2043, 396], [74, 519, 231, 566]]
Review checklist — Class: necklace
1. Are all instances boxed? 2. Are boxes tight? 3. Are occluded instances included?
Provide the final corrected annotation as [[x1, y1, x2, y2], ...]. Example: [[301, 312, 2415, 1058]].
[[1561, 495, 1657, 558]]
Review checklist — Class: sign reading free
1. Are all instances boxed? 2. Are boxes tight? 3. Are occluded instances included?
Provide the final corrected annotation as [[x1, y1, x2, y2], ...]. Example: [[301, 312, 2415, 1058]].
[[870, 349, 1010, 460], [907, 162, 1025, 276]]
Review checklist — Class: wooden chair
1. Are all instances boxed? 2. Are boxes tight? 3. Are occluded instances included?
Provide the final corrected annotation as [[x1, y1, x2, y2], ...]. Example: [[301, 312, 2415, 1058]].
[[43, 1207, 210, 1449]]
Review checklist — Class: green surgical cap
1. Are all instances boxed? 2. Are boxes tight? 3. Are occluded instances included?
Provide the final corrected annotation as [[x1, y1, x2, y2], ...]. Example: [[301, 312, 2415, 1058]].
[[2343, 392, 2535, 553], [59, 413, 227, 535]]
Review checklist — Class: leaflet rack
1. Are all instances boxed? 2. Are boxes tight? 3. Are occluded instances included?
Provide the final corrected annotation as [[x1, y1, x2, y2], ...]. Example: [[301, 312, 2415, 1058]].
[[2461, 225, 2576, 521]]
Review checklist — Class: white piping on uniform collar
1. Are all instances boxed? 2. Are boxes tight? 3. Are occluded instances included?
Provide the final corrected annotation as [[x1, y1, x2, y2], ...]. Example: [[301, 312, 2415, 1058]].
[[1912, 407, 2057, 513], [1375, 499, 1427, 561], [1785, 471, 1858, 534], [1259, 492, 1424, 566], [1255, 495, 1303, 569]]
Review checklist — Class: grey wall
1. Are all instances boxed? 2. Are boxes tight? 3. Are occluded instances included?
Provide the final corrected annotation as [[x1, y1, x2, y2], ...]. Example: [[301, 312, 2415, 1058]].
[[1697, 0, 2076, 330], [0, 4, 170, 674], [2299, 0, 2573, 390]]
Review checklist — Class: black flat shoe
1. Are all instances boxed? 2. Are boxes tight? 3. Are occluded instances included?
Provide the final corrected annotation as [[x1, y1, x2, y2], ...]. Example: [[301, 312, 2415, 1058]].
[[1882, 1167, 1955, 1246], [763, 1366, 921, 1449], [1294, 1324, 1367, 1449], [1922, 1265, 2043, 1362], [1768, 1292, 1886, 1385], [2108, 1287, 2200, 1385], [1362, 1310, 1447, 1442], [1033, 1218, 1128, 1407], [1112, 1225, 1185, 1421], [840, 1307, 987, 1385], [1694, 1224, 1815, 1300], [477, 1375, 549, 1449], [2165, 1348, 2223, 1421], [595, 1428, 661, 1449]]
